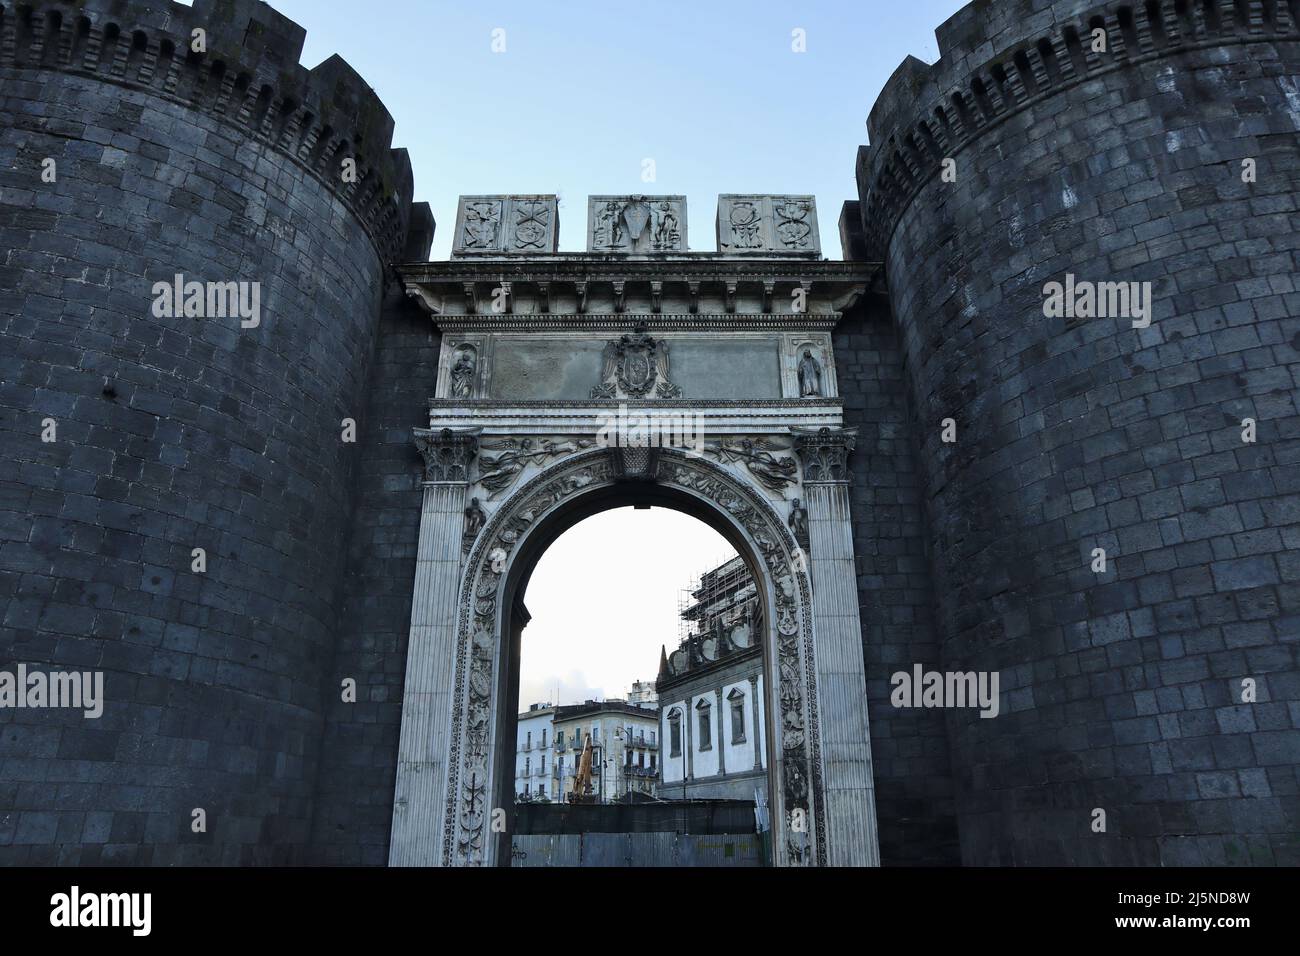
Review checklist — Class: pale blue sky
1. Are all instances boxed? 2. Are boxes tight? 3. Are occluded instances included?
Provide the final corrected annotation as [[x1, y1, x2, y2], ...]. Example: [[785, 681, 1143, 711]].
[[259, 0, 969, 259]]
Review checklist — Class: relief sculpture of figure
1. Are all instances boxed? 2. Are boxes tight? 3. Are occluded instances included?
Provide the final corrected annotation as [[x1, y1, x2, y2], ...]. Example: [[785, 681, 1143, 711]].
[[788, 498, 809, 549], [451, 348, 476, 399], [797, 348, 823, 398], [653, 201, 680, 250], [463, 497, 486, 548]]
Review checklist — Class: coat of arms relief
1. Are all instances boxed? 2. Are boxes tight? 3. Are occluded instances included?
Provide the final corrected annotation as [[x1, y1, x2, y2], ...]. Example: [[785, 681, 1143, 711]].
[[590, 327, 684, 399]]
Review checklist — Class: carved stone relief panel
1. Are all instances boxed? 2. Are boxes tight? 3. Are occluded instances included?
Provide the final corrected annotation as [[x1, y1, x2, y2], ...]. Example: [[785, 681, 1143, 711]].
[[452, 195, 559, 256], [588, 196, 687, 253], [717, 195, 821, 256]]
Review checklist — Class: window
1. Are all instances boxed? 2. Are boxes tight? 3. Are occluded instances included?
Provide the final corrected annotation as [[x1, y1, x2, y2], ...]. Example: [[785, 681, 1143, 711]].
[[638, 752, 644, 769], [525, 757, 530, 776], [557, 731, 564, 747], [668, 709, 682, 757], [728, 688, 747, 744], [696, 699, 712, 751], [542, 729, 547, 748], [540, 755, 546, 775], [526, 731, 532, 750], [650, 754, 656, 771], [625, 749, 633, 767]]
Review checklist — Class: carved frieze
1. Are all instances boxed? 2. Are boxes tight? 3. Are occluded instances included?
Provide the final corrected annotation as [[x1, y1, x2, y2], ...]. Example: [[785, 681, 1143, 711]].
[[717, 195, 821, 256], [453, 195, 559, 256], [588, 196, 687, 253]]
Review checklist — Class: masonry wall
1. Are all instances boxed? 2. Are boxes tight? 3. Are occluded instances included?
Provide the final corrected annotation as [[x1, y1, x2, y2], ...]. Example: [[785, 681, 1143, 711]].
[[307, 294, 441, 865], [858, 0, 1300, 864], [835, 294, 960, 865], [0, 0, 419, 864]]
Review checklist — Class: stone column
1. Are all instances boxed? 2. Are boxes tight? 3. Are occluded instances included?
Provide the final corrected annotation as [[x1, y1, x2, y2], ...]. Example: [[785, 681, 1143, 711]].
[[389, 427, 480, 866], [749, 674, 763, 772], [792, 426, 881, 867]]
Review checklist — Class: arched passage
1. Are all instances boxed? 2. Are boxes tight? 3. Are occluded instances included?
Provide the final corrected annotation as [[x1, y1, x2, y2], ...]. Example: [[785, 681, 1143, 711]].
[[499, 489, 769, 863], [390, 427, 880, 868], [451, 449, 824, 867]]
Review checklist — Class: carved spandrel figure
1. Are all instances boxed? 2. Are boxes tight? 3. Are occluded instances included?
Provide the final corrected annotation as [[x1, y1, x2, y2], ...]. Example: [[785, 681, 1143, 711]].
[[788, 498, 809, 548], [463, 497, 485, 549], [797, 349, 823, 398], [451, 347, 477, 399]]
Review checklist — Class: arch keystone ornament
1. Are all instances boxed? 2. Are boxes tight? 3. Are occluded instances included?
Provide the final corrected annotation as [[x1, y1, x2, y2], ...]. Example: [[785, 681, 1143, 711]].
[[391, 229, 879, 866]]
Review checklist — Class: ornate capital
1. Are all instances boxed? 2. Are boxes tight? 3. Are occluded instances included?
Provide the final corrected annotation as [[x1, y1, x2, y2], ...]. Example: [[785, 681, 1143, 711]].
[[792, 426, 857, 483], [414, 427, 480, 483]]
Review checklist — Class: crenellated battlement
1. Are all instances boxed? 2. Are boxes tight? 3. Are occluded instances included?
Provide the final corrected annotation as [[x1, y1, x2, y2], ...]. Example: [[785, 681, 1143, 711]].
[[0, 0, 428, 261], [857, 0, 1300, 258]]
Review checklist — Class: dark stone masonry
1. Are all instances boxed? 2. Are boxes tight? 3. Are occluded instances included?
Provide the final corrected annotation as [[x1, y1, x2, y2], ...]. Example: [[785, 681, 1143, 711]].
[[0, 0, 1296, 866]]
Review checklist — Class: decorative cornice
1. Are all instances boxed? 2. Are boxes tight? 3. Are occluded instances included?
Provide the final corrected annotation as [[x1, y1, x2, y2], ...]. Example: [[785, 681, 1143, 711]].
[[431, 314, 842, 332], [400, 259, 877, 282]]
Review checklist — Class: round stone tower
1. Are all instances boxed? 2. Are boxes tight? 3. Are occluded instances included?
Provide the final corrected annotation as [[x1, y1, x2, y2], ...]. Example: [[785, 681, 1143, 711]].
[[857, 0, 1299, 864], [0, 0, 429, 863]]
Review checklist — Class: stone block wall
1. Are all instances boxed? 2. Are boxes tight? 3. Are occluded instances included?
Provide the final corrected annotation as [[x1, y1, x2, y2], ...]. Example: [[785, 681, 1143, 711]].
[[0, 0, 424, 863], [857, 0, 1300, 864]]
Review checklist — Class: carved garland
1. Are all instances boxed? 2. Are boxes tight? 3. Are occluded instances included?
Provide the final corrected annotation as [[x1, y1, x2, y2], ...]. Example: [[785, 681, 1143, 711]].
[[443, 448, 826, 867]]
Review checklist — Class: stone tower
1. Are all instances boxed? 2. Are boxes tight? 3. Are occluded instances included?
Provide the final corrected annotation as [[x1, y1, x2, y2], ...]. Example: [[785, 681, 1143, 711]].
[[0, 0, 430, 863], [853, 0, 1299, 864]]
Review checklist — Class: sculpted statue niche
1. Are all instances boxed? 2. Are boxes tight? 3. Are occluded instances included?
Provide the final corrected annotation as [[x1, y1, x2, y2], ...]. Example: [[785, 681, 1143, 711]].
[[797, 349, 824, 398], [451, 346, 477, 399]]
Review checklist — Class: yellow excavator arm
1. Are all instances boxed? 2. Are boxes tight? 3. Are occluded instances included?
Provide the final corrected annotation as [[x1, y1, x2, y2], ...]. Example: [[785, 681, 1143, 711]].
[[570, 733, 595, 803]]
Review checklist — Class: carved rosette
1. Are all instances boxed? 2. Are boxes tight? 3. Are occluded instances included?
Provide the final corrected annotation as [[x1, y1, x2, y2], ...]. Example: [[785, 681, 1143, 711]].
[[793, 426, 857, 483], [444, 447, 825, 867], [414, 428, 480, 483]]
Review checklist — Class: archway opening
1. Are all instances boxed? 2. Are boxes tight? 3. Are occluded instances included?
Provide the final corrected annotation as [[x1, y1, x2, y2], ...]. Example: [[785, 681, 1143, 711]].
[[498, 494, 779, 867]]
